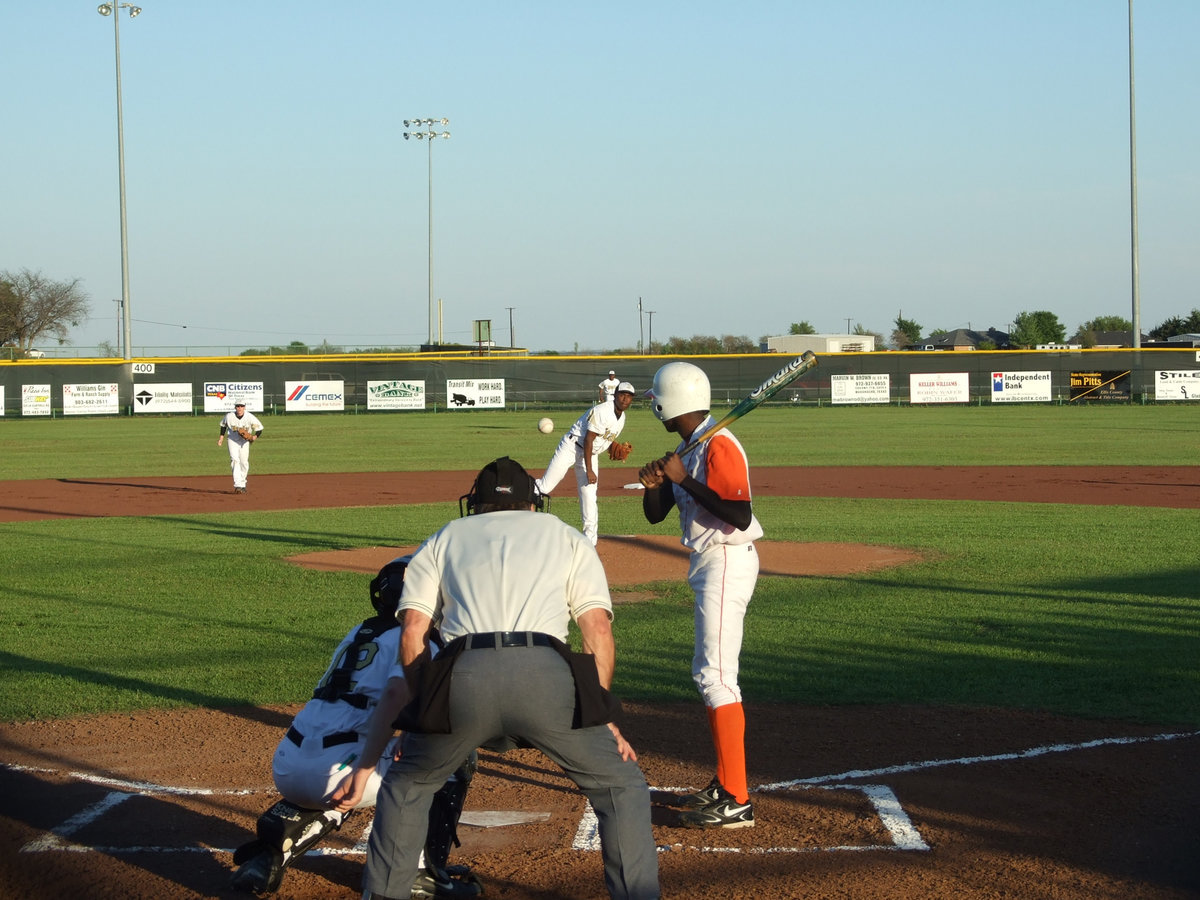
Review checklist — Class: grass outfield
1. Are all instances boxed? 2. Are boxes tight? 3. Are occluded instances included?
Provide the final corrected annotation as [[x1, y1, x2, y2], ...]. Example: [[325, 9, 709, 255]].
[[1, 403, 1199, 479], [1, 404, 1198, 726]]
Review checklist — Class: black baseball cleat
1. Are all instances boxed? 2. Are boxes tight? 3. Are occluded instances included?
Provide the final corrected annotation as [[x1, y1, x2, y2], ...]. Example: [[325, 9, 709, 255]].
[[676, 783, 755, 829], [676, 776, 724, 809], [228, 847, 283, 893]]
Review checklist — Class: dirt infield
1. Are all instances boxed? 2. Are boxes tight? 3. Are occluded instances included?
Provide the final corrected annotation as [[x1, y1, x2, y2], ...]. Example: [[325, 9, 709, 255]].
[[2, 466, 1199, 899]]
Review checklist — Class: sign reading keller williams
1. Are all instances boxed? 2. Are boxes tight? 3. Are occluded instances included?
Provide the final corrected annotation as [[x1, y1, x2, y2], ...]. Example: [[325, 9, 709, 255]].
[[909, 372, 969, 404]]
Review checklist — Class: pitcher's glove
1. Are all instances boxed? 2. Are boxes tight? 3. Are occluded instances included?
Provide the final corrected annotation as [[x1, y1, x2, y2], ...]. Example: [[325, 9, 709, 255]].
[[607, 441, 633, 462]]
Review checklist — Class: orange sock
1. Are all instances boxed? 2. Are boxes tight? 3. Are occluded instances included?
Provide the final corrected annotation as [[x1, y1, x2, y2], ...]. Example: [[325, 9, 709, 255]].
[[709, 702, 748, 803]]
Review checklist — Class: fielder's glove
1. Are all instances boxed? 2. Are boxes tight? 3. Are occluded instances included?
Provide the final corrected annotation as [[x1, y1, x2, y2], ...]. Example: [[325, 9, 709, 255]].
[[238, 426, 255, 441], [607, 441, 633, 462]]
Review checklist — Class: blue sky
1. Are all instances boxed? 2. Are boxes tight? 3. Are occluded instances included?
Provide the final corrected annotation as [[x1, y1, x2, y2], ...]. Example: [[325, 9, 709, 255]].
[[3, 2, 1197, 354]]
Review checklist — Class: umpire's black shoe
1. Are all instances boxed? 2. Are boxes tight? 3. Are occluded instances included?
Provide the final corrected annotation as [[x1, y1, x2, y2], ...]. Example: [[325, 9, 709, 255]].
[[411, 864, 483, 899]]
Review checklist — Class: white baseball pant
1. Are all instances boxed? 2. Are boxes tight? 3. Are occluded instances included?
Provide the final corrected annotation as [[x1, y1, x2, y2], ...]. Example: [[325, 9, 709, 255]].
[[688, 542, 759, 709]]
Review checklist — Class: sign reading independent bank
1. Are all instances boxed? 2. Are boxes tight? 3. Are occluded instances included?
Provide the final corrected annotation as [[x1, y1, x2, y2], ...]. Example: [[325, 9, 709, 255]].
[[991, 371, 1052, 403]]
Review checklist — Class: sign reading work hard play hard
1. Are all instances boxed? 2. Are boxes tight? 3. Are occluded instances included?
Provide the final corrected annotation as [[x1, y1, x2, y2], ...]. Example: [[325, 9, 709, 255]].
[[1069, 371, 1130, 403], [831, 373, 891, 405], [63, 382, 120, 416], [446, 379, 505, 409]]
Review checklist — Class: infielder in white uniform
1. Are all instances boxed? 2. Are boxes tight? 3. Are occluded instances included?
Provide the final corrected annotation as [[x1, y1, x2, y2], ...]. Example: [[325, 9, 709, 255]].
[[638, 362, 761, 830], [229, 557, 480, 898], [535, 382, 635, 545], [217, 401, 264, 494], [598, 370, 620, 403]]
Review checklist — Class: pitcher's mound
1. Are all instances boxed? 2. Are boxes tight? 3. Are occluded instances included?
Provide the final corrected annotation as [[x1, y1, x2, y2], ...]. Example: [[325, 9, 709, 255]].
[[287, 536, 920, 593]]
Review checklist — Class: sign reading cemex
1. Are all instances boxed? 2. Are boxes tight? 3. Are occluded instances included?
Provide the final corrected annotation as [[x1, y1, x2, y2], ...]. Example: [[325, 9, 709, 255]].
[[204, 382, 265, 412], [133, 382, 193, 413], [285, 380, 345, 412], [446, 379, 505, 409], [21, 384, 52, 417], [909, 372, 969, 404], [831, 373, 891, 405], [1069, 371, 1131, 403], [367, 380, 426, 410], [1153, 370, 1200, 401], [63, 382, 120, 416], [991, 371, 1052, 403]]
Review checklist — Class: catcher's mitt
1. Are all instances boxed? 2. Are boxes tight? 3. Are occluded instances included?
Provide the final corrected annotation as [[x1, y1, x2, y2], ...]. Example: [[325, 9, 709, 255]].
[[607, 440, 633, 462]]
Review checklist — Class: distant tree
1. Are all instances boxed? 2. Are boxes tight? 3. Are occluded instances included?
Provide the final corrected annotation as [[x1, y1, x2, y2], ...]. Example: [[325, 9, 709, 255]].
[[788, 321, 816, 335], [1147, 309, 1200, 341], [1009, 310, 1066, 348], [1070, 315, 1132, 347], [891, 315, 922, 349], [852, 323, 886, 349], [96, 339, 120, 358], [0, 269, 90, 351], [661, 334, 756, 355]]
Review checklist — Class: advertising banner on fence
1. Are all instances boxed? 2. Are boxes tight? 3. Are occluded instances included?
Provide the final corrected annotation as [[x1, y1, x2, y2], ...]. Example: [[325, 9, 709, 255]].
[[909, 372, 969, 404], [446, 378, 505, 409], [831, 373, 891, 404], [133, 383, 193, 413], [1153, 370, 1200, 401], [367, 380, 426, 410], [285, 380, 345, 412], [63, 382, 120, 416], [991, 371, 1052, 403], [21, 384, 51, 417], [204, 382, 265, 412], [1069, 371, 1130, 402]]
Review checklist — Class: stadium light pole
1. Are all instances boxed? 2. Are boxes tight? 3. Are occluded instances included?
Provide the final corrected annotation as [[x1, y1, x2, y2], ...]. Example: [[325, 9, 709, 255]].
[[403, 118, 450, 347], [1127, 0, 1141, 348], [97, 2, 141, 362]]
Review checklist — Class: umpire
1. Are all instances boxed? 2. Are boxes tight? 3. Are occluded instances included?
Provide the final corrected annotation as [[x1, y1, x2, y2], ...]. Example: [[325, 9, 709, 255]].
[[331, 456, 660, 900]]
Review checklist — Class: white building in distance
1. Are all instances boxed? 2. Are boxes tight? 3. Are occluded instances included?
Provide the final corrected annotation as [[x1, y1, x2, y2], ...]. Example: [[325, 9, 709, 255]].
[[762, 333, 875, 354]]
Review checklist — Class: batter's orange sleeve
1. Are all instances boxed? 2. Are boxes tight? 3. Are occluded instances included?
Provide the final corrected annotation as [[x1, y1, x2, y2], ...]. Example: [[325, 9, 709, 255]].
[[705, 435, 751, 500]]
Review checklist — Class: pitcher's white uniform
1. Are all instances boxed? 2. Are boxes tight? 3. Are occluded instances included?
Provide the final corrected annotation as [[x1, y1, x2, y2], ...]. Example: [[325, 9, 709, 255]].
[[669, 418, 762, 708], [219, 409, 263, 491], [535, 399, 627, 545]]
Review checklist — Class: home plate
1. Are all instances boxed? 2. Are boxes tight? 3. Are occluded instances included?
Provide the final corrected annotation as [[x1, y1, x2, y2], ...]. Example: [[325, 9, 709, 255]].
[[460, 811, 551, 827]]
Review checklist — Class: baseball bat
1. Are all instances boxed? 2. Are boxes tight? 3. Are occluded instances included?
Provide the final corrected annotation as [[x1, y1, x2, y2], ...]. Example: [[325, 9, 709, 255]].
[[678, 350, 818, 458]]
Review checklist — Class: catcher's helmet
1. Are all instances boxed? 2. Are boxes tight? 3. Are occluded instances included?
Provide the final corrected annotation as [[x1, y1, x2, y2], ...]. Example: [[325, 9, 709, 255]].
[[461, 456, 544, 516], [647, 361, 710, 422], [369, 555, 412, 617]]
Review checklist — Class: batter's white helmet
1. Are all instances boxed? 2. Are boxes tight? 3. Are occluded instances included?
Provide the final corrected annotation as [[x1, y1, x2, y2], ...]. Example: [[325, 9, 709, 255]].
[[647, 362, 710, 422]]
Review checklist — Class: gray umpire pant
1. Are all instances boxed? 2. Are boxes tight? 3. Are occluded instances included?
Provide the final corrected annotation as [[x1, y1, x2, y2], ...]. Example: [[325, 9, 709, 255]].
[[363, 641, 660, 900]]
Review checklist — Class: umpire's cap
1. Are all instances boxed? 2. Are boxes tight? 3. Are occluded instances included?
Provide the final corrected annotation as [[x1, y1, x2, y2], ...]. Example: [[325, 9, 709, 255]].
[[461, 456, 544, 516]]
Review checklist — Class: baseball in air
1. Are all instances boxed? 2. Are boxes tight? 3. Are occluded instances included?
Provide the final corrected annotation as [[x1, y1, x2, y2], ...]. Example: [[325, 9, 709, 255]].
[[537, 417, 554, 434]]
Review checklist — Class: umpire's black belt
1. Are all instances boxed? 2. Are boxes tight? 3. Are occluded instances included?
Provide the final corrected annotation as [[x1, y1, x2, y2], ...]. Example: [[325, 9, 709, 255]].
[[466, 631, 555, 650], [286, 726, 358, 749]]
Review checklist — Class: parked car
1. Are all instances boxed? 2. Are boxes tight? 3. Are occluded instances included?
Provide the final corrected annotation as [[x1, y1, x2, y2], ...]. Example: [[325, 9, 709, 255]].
[[24, 348, 46, 359]]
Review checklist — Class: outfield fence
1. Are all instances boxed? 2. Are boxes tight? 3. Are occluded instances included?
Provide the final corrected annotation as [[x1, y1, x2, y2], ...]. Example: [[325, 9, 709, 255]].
[[1, 348, 1198, 416]]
